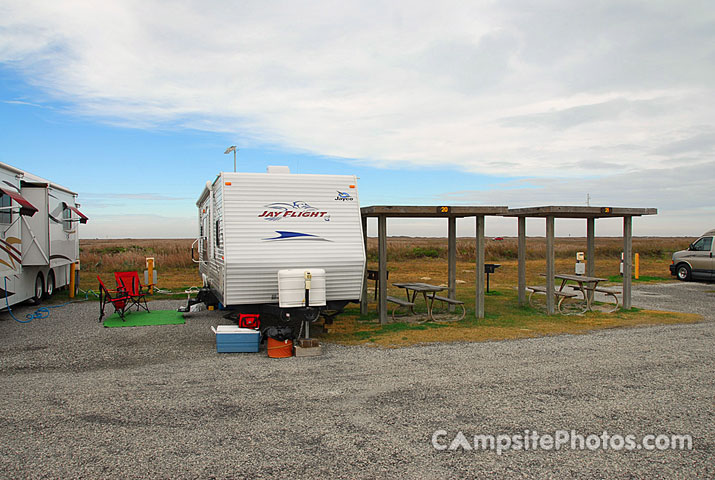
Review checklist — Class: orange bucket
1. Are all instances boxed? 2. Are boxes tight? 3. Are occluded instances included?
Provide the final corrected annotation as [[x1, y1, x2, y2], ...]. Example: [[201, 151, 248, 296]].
[[267, 338, 293, 358]]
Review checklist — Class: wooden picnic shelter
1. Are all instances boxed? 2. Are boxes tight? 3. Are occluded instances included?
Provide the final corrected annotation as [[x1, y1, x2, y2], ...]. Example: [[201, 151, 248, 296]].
[[360, 206, 508, 324], [503, 206, 657, 314]]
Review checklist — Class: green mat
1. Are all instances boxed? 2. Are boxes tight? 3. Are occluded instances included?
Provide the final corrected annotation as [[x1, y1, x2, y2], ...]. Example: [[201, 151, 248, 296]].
[[103, 309, 186, 328]]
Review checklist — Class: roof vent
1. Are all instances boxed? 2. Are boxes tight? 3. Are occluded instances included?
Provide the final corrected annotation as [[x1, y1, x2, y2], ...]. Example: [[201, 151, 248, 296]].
[[267, 166, 291, 174]]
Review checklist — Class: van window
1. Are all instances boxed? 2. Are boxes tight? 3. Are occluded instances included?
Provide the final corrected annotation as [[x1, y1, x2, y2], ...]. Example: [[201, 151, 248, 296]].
[[692, 237, 713, 252], [0, 193, 11, 224]]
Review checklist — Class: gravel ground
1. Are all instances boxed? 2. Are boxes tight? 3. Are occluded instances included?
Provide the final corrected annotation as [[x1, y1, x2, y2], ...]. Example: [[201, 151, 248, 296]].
[[0, 286, 713, 479]]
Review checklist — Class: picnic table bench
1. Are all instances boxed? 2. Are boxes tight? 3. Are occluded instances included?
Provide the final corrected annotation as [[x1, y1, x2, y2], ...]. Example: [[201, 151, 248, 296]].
[[527, 286, 579, 314], [386, 296, 415, 321], [428, 295, 466, 320], [570, 285, 622, 313]]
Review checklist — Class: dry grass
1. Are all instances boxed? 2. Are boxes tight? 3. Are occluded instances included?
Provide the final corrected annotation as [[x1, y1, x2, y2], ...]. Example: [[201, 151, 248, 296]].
[[77, 237, 700, 346], [324, 307, 700, 348], [318, 254, 697, 346], [78, 236, 686, 291], [81, 239, 195, 270], [80, 239, 201, 292], [368, 236, 692, 262]]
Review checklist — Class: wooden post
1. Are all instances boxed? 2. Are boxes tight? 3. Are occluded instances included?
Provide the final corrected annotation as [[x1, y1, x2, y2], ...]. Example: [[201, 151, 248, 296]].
[[623, 216, 633, 310], [586, 217, 595, 304], [546, 216, 555, 315], [517, 216, 526, 306], [475, 216, 485, 319], [360, 214, 368, 315], [635, 253, 640, 280], [448, 216, 456, 312], [378, 215, 388, 324]]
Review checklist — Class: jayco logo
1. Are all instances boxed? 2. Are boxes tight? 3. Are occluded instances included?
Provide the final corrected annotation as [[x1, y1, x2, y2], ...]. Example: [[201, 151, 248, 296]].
[[335, 191, 354, 201]]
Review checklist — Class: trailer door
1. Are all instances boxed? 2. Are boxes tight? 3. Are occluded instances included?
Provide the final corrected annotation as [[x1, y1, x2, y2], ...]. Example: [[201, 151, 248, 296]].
[[20, 186, 49, 266]]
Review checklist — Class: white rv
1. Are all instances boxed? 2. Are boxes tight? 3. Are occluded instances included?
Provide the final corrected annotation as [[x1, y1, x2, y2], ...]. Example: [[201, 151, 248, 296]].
[[0, 162, 87, 308], [190, 167, 366, 323]]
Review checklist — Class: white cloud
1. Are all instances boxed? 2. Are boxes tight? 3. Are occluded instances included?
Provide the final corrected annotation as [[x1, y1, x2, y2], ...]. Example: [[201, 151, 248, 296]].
[[1, 1, 713, 239], [0, 0, 712, 179], [80, 213, 195, 239]]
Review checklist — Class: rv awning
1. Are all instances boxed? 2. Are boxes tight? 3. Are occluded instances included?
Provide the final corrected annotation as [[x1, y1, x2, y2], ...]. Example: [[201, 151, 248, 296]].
[[0, 188, 38, 217], [67, 205, 89, 224]]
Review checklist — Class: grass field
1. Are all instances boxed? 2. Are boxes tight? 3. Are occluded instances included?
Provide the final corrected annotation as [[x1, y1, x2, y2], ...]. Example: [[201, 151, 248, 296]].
[[80, 236, 687, 291], [78, 236, 699, 345]]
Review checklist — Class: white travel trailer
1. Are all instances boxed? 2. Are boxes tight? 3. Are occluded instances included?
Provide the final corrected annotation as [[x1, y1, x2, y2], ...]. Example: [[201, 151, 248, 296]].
[[0, 162, 87, 309], [190, 167, 366, 323]]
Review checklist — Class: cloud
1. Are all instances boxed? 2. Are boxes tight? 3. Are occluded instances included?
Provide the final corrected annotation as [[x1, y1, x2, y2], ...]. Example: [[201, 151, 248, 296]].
[[0, 0, 712, 179], [3, 99, 48, 108], [429, 160, 715, 237], [80, 213, 195, 239], [81, 192, 191, 201]]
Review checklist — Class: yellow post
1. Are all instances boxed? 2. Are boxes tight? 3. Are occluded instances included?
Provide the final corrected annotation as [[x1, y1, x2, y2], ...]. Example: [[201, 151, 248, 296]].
[[634, 253, 640, 280], [69, 262, 77, 298], [146, 257, 155, 294]]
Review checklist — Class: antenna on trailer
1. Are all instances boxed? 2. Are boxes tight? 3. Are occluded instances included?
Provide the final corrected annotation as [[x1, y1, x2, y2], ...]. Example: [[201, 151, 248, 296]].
[[224, 146, 238, 172]]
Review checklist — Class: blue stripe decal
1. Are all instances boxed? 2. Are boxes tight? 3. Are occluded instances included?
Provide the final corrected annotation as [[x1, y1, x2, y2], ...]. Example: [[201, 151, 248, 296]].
[[263, 231, 330, 241]]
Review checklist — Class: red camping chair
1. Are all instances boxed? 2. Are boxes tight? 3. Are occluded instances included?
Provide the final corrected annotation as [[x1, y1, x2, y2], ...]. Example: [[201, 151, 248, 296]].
[[114, 271, 150, 314], [97, 276, 131, 322]]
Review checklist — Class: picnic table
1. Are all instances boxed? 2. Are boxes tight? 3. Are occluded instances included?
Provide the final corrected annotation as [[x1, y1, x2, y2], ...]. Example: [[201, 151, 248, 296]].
[[529, 274, 611, 314], [391, 282, 446, 322], [554, 274, 608, 312]]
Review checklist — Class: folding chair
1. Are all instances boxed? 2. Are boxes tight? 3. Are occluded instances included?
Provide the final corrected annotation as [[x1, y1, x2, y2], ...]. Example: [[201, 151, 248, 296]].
[[114, 271, 150, 314], [97, 276, 131, 322]]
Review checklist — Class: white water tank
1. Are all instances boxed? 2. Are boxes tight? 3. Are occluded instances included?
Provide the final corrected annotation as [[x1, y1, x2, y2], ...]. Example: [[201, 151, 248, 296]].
[[277, 268, 326, 308]]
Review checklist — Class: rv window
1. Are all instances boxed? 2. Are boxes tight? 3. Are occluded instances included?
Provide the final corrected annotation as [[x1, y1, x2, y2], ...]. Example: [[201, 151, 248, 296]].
[[63, 205, 72, 231], [215, 220, 221, 248], [0, 193, 11, 224]]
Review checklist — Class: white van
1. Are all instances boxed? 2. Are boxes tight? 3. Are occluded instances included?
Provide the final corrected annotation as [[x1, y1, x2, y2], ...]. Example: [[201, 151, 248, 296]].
[[670, 229, 714, 281]]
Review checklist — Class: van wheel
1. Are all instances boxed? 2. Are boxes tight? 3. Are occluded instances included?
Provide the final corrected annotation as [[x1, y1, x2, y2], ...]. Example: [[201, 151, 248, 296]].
[[31, 273, 44, 305], [676, 264, 691, 281], [46, 271, 55, 298]]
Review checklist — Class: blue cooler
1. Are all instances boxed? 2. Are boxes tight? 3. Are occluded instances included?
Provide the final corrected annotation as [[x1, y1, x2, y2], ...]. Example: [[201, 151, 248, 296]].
[[211, 325, 260, 353]]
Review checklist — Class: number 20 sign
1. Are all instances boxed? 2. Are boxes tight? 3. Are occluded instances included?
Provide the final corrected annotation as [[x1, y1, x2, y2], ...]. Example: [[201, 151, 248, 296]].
[[438, 206, 451, 214]]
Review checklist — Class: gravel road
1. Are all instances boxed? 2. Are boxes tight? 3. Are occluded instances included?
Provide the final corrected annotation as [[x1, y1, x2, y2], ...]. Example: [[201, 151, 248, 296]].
[[0, 284, 712, 479]]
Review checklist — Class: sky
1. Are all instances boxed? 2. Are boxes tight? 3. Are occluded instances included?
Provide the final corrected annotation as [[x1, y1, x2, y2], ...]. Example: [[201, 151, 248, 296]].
[[0, 0, 713, 239]]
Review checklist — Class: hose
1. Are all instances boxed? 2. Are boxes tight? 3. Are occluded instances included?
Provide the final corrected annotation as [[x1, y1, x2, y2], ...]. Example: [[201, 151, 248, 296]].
[[154, 286, 201, 295], [4, 276, 32, 323], [4, 276, 99, 323]]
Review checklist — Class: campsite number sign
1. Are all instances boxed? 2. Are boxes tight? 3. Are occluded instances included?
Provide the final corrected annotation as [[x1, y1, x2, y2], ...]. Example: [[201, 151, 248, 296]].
[[438, 206, 451, 214]]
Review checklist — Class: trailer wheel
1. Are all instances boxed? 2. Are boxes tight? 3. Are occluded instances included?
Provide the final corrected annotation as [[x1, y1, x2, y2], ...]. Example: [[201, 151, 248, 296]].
[[45, 271, 55, 298], [31, 273, 44, 305]]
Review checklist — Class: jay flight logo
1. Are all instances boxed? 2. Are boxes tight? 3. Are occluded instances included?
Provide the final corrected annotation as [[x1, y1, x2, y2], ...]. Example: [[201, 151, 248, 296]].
[[258, 201, 330, 221]]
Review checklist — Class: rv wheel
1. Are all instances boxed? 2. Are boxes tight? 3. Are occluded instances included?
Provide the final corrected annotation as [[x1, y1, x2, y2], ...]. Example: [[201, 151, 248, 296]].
[[31, 273, 44, 305], [45, 271, 55, 298]]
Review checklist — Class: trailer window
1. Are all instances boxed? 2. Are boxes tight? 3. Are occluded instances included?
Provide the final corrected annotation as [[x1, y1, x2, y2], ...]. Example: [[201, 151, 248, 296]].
[[63, 205, 72, 231], [0, 193, 11, 224], [215, 220, 222, 248]]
